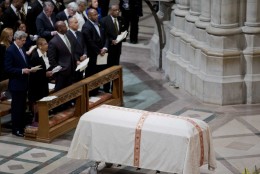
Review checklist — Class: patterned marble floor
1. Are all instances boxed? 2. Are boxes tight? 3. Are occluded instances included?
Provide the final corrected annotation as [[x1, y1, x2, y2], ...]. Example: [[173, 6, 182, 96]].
[[1, 3, 260, 174], [1, 54, 260, 173]]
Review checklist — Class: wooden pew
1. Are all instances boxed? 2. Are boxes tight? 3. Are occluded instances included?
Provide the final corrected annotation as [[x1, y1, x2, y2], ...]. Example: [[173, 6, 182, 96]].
[[0, 79, 11, 135], [83, 65, 123, 111], [24, 66, 123, 143]]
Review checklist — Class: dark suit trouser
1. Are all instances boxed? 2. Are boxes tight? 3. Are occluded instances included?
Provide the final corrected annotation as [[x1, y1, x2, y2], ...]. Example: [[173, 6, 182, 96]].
[[85, 56, 101, 96], [54, 73, 73, 91], [10, 90, 27, 133], [103, 46, 122, 92], [121, 9, 139, 42]]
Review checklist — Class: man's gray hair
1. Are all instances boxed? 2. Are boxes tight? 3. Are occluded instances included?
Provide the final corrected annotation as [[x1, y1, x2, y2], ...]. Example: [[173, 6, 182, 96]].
[[67, 2, 78, 11], [76, 0, 86, 5], [43, 1, 54, 10], [14, 31, 27, 40]]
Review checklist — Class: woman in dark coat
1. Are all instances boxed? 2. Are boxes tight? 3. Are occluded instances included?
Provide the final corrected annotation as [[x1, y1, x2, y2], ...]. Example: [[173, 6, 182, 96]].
[[28, 38, 52, 119], [0, 27, 13, 81]]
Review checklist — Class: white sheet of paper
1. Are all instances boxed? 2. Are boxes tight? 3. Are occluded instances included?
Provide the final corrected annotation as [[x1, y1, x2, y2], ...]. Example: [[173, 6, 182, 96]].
[[76, 58, 89, 72], [30, 65, 42, 72], [116, 31, 128, 43], [39, 96, 57, 101], [26, 45, 37, 55], [96, 53, 108, 65], [48, 83, 55, 90], [52, 65, 62, 74]]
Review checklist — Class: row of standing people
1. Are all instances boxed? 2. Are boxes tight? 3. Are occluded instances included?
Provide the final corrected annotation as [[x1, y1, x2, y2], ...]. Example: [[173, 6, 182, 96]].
[[2, 2, 137, 137]]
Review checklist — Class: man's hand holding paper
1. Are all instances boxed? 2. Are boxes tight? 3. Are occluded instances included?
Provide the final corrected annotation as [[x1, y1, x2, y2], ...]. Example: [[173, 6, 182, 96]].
[[76, 58, 90, 72]]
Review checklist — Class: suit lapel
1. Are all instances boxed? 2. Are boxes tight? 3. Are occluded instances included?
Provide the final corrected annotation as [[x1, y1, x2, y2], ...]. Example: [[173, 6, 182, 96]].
[[89, 21, 101, 39], [57, 35, 71, 54], [43, 13, 55, 29], [14, 45, 27, 65]]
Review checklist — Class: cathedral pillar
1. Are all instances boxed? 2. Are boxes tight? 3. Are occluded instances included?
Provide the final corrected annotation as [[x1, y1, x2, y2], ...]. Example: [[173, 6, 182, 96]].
[[243, 0, 260, 103]]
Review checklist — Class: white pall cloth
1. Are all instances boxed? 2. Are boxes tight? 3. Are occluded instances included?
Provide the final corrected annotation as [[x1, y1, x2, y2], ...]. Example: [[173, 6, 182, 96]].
[[67, 105, 217, 174]]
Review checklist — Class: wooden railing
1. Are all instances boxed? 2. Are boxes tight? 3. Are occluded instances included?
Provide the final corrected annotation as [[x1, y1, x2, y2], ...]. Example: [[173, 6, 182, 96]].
[[0, 66, 123, 142]]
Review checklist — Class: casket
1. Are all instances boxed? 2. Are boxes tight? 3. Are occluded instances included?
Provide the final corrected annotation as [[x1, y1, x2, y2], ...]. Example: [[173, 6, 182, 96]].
[[67, 105, 216, 174]]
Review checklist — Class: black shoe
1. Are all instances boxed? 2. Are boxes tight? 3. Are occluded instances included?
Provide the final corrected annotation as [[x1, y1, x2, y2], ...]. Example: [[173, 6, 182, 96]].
[[12, 130, 24, 137], [130, 40, 137, 44]]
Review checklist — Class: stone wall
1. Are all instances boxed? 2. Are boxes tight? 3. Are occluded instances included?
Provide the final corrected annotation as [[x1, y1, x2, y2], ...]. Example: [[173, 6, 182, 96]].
[[151, 0, 260, 105]]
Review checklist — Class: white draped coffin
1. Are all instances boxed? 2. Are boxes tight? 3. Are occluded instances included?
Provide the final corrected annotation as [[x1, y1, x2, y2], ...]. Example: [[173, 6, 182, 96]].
[[67, 105, 216, 174]]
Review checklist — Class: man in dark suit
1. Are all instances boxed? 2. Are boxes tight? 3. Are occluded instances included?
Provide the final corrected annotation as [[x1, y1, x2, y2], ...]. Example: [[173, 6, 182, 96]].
[[49, 0, 65, 14], [26, 0, 44, 35], [36, 1, 57, 42], [100, 4, 125, 92], [0, 0, 23, 32], [48, 21, 75, 91], [4, 31, 31, 137], [56, 2, 77, 22], [119, 0, 142, 44], [82, 8, 108, 95], [67, 17, 86, 82]]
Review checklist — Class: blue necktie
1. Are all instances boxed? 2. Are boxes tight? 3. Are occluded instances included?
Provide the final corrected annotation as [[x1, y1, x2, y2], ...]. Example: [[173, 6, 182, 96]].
[[19, 48, 27, 64]]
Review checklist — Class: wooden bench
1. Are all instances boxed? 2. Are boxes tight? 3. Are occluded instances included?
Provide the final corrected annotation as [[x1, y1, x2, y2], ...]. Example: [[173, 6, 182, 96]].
[[24, 65, 123, 143], [0, 79, 11, 135]]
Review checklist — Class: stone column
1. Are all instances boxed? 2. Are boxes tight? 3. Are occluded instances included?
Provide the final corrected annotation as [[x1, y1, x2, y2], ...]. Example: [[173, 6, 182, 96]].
[[195, 0, 211, 42], [202, 0, 244, 104], [243, 0, 260, 103]]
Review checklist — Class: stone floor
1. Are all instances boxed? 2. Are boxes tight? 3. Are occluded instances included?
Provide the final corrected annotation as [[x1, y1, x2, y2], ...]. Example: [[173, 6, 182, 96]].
[[1, 2, 260, 174]]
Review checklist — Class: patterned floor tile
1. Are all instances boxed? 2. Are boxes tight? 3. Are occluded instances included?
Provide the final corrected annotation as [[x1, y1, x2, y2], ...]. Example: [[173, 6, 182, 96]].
[[227, 157, 260, 174], [17, 148, 60, 163], [0, 142, 27, 157], [178, 110, 214, 121], [241, 115, 260, 132], [0, 160, 38, 173], [213, 136, 260, 158], [213, 119, 254, 137], [226, 141, 255, 151]]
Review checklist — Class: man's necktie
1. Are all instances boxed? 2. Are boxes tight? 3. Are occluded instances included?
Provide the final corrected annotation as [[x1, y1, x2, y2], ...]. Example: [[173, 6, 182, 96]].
[[114, 18, 119, 34], [64, 35, 71, 53], [20, 6, 26, 20], [56, 2, 60, 11], [16, 10, 21, 20], [49, 17, 54, 27], [19, 48, 27, 64]]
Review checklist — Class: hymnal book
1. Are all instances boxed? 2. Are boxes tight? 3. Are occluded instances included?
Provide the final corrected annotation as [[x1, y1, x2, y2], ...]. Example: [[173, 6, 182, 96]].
[[96, 53, 108, 65]]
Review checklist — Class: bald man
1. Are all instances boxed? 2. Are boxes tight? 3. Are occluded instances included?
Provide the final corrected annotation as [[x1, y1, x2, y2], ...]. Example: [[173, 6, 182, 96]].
[[48, 21, 76, 91], [67, 17, 86, 82], [81, 8, 108, 95]]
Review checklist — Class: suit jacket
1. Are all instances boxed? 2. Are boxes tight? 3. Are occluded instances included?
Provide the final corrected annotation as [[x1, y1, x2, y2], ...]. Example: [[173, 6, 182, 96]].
[[100, 15, 125, 54], [36, 12, 56, 42], [48, 34, 75, 74], [28, 49, 49, 102], [119, 0, 143, 16], [48, 34, 75, 90], [0, 6, 20, 31], [81, 20, 108, 77], [4, 43, 29, 91], [26, 0, 43, 35], [56, 11, 68, 22], [66, 30, 86, 62], [82, 20, 108, 59], [49, 0, 65, 14]]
